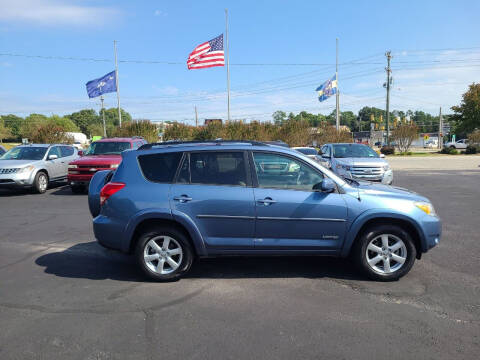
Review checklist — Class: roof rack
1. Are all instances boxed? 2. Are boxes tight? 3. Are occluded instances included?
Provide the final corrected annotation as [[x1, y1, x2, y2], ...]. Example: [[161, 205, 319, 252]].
[[138, 139, 268, 150]]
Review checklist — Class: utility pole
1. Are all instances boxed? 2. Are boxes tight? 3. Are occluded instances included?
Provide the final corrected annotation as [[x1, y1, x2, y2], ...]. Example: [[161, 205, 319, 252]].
[[225, 9, 231, 123], [438, 107, 443, 149], [335, 38, 340, 131], [195, 106, 198, 127], [114, 40, 122, 128], [100, 96, 107, 137], [384, 51, 392, 145]]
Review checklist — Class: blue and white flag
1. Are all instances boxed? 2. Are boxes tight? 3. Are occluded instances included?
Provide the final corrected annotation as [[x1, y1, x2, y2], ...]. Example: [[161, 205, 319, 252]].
[[86, 71, 116, 98], [315, 74, 338, 102]]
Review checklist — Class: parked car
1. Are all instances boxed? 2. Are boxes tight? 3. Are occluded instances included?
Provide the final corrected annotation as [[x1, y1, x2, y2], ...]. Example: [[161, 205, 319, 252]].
[[0, 145, 6, 157], [67, 137, 147, 193], [0, 144, 78, 193], [424, 140, 437, 148], [320, 143, 393, 185], [88, 140, 440, 282], [292, 147, 322, 163], [444, 139, 468, 149]]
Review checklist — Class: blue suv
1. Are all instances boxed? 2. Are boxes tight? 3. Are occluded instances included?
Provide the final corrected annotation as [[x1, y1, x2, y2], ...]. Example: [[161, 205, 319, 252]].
[[88, 141, 441, 282]]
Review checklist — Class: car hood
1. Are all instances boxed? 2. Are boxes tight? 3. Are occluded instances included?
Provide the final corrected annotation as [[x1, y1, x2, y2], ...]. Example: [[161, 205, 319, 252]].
[[70, 154, 122, 165], [334, 157, 387, 167], [0, 159, 39, 168], [353, 181, 429, 202]]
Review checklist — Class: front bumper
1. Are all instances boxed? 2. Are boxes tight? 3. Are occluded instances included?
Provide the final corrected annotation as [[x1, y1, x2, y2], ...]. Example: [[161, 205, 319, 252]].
[[418, 215, 442, 252], [68, 174, 92, 187], [0, 172, 35, 188], [343, 169, 394, 185]]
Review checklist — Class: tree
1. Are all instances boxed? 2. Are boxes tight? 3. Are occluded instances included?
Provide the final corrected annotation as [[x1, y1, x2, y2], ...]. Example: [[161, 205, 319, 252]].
[[103, 108, 132, 127], [30, 123, 73, 144], [66, 109, 100, 134], [451, 83, 480, 135], [272, 111, 287, 125], [313, 124, 352, 146], [1, 114, 24, 140], [0, 118, 12, 142], [392, 123, 418, 153], [48, 115, 79, 132]]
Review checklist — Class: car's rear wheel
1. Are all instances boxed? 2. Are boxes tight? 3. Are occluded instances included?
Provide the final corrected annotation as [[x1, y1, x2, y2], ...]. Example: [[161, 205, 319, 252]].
[[135, 226, 194, 281], [33, 172, 48, 194], [353, 224, 416, 281], [450, 145, 456, 149]]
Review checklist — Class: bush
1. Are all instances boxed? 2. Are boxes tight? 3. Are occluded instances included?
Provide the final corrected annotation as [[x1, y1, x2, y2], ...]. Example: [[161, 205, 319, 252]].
[[30, 124, 73, 144], [113, 120, 158, 143], [466, 145, 478, 154], [441, 147, 458, 155], [380, 145, 395, 155]]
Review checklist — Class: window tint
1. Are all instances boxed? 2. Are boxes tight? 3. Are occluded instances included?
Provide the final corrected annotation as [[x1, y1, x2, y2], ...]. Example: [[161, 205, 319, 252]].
[[60, 146, 74, 157], [190, 152, 247, 187], [47, 146, 61, 158], [253, 152, 324, 191], [138, 152, 183, 183], [177, 154, 190, 184], [321, 146, 330, 157]]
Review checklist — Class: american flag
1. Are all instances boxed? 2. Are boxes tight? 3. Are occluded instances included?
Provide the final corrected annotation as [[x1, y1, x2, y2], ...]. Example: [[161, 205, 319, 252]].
[[187, 34, 225, 69]]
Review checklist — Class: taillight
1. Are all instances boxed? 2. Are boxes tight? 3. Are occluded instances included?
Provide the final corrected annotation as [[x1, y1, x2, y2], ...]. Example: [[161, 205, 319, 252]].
[[100, 182, 125, 206]]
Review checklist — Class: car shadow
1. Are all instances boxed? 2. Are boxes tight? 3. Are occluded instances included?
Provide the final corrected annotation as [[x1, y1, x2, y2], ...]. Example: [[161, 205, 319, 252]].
[[35, 241, 366, 282], [0, 182, 66, 197], [50, 185, 87, 196]]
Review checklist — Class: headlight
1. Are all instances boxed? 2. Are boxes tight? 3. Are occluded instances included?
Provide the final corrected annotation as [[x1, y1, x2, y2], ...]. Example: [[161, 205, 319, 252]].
[[17, 165, 35, 174], [111, 164, 119, 169], [68, 164, 78, 169], [415, 202, 436, 216], [383, 164, 390, 171]]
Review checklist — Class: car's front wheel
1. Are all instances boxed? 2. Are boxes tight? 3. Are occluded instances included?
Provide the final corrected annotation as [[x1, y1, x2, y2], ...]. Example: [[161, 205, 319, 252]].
[[353, 224, 416, 281], [135, 226, 194, 281], [33, 172, 49, 194]]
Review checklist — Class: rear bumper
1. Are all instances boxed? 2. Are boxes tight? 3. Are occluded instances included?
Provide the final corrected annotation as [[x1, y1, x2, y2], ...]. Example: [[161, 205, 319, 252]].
[[93, 215, 129, 253]]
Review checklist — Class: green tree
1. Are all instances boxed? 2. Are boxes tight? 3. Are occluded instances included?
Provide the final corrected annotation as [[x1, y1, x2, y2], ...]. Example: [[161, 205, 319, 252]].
[[451, 83, 480, 135], [272, 111, 287, 125], [1, 114, 24, 139], [48, 115, 79, 132], [0, 118, 12, 142], [66, 109, 100, 134], [103, 108, 132, 127]]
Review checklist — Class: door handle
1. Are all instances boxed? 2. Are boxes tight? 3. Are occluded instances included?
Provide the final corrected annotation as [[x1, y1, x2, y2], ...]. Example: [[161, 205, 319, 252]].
[[257, 197, 276, 205], [173, 195, 193, 203]]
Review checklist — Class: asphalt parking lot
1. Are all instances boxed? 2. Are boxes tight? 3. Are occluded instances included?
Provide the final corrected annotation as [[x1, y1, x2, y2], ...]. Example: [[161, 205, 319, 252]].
[[1, 166, 479, 359]]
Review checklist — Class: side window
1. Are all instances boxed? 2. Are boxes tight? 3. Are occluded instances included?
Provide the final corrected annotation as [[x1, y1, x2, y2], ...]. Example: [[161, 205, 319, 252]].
[[322, 146, 331, 157], [177, 154, 190, 184], [138, 152, 183, 183], [60, 146, 74, 157], [47, 146, 61, 159], [190, 152, 247, 187], [253, 152, 324, 191]]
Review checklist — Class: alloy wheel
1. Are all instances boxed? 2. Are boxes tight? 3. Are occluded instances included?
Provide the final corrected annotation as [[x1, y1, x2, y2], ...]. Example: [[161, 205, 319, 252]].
[[143, 236, 183, 275], [365, 234, 407, 274], [38, 174, 48, 192]]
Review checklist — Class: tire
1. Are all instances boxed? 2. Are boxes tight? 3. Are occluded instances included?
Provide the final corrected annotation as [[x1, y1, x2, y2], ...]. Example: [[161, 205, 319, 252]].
[[135, 226, 194, 281], [450, 145, 455, 149], [33, 171, 49, 194], [353, 224, 416, 281], [70, 185, 85, 194]]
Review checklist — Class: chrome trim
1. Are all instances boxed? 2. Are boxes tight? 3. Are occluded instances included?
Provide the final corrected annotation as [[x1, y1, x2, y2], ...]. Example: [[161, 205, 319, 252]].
[[257, 216, 346, 222], [197, 214, 256, 220]]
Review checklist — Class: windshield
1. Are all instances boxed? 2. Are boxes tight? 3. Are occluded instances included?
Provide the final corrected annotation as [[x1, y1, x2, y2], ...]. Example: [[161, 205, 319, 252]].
[[333, 144, 379, 158], [296, 148, 318, 155], [84, 142, 131, 155], [1, 147, 47, 160]]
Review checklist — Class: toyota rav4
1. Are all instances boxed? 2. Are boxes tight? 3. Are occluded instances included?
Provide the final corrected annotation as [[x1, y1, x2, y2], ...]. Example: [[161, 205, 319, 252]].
[[88, 140, 441, 282]]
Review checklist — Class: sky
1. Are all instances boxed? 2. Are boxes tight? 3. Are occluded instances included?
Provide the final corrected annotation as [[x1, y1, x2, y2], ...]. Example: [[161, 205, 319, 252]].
[[1, 0, 479, 125]]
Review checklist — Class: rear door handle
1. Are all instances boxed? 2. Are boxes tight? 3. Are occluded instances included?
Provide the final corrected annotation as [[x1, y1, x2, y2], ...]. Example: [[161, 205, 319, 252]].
[[257, 197, 276, 205], [173, 195, 193, 203]]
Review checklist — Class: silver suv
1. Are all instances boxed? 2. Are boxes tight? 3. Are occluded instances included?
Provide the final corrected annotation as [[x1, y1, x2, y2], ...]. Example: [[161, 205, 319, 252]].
[[0, 144, 78, 193], [320, 143, 393, 185]]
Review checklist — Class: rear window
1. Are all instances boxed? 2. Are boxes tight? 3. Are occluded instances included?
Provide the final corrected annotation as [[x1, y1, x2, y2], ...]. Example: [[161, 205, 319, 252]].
[[138, 152, 183, 183], [296, 148, 317, 155]]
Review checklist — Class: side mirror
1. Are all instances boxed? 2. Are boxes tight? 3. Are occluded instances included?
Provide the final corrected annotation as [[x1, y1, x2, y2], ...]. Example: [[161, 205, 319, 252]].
[[379, 153, 385, 158], [78, 150, 83, 156], [313, 179, 335, 193], [48, 154, 58, 160]]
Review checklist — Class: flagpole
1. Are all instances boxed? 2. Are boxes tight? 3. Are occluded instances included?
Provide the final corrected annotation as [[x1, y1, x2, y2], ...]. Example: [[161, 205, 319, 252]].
[[225, 9, 231, 122], [100, 95, 106, 137], [335, 38, 340, 131], [114, 40, 122, 128]]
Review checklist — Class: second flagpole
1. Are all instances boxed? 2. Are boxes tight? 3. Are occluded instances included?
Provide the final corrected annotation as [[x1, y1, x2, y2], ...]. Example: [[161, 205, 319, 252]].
[[225, 9, 231, 123]]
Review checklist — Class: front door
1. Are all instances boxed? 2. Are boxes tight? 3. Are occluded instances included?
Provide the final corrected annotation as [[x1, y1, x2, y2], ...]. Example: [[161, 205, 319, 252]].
[[170, 151, 255, 250], [45, 146, 62, 179], [252, 151, 348, 251]]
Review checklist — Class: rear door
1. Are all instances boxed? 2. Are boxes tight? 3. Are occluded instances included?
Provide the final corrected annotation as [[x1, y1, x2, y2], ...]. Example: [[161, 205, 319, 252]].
[[252, 151, 348, 251], [170, 151, 256, 251], [59, 146, 76, 178]]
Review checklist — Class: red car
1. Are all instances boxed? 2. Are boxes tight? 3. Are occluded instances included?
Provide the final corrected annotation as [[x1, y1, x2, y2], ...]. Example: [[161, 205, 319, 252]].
[[67, 137, 147, 193]]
